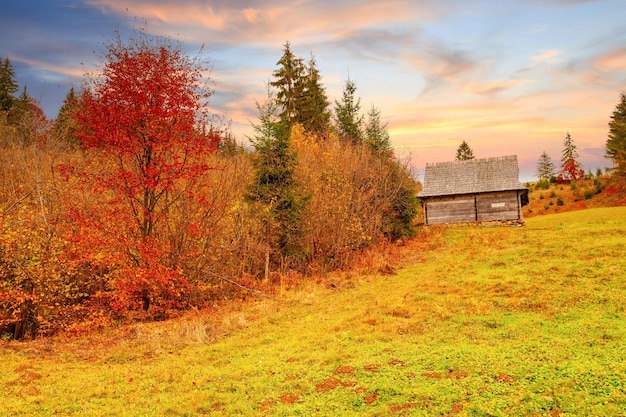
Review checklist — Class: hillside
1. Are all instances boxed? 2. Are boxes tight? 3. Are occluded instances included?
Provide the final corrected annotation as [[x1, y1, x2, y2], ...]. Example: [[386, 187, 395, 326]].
[[1, 207, 625, 416], [523, 177, 626, 218]]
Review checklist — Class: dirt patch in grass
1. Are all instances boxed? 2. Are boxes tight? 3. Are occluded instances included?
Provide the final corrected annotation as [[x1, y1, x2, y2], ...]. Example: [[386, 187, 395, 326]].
[[333, 365, 356, 375], [279, 393, 299, 404], [363, 363, 380, 373], [389, 358, 405, 366], [494, 372, 514, 383], [259, 399, 274, 411], [421, 371, 443, 379], [445, 371, 468, 380], [389, 402, 418, 412], [364, 393, 377, 404], [340, 379, 358, 388], [451, 401, 465, 413], [315, 377, 341, 392]]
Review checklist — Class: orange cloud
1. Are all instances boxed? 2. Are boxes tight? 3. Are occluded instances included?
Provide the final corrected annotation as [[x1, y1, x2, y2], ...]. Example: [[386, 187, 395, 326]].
[[594, 48, 626, 73]]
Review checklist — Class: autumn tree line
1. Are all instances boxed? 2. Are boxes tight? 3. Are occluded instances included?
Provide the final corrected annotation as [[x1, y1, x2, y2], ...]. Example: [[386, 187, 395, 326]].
[[0, 35, 420, 339]]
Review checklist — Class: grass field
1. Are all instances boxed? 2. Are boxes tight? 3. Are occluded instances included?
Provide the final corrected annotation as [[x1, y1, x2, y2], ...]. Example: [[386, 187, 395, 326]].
[[1, 207, 625, 416]]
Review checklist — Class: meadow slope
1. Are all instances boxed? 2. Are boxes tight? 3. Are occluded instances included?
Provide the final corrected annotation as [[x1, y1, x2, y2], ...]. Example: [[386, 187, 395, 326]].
[[1, 207, 625, 416]]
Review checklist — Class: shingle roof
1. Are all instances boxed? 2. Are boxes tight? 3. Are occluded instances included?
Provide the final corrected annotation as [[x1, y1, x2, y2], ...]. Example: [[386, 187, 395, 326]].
[[418, 155, 526, 197]]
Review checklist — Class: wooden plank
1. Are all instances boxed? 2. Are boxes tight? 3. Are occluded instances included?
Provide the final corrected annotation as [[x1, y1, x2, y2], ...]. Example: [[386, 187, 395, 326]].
[[425, 196, 476, 224], [476, 191, 521, 221]]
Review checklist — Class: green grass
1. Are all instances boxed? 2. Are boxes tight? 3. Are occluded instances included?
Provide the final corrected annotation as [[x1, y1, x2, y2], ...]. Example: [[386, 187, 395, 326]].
[[2, 207, 626, 416]]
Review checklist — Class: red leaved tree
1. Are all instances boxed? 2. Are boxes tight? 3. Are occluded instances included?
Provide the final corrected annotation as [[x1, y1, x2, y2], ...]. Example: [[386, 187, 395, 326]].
[[557, 158, 585, 183], [557, 133, 584, 183], [69, 32, 221, 319]]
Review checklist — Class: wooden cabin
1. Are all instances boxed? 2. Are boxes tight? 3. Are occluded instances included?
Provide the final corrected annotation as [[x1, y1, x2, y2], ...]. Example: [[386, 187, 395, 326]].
[[418, 155, 528, 225]]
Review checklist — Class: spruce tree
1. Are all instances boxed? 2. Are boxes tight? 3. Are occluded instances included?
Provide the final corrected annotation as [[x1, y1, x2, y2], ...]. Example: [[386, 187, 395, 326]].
[[561, 132, 579, 162], [247, 90, 309, 270], [558, 132, 584, 182], [0, 57, 19, 112], [53, 87, 80, 148], [334, 78, 363, 144], [606, 92, 626, 179], [536, 151, 555, 181], [455, 140, 475, 161], [299, 54, 330, 134], [270, 42, 306, 129], [364, 105, 392, 154]]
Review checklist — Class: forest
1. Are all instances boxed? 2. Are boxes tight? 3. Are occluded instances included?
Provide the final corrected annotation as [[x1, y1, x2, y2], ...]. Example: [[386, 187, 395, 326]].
[[0, 34, 419, 339]]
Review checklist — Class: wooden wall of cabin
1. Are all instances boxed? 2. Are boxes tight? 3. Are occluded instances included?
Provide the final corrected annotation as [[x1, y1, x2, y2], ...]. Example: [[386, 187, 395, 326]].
[[424, 191, 522, 225], [476, 191, 521, 222], [424, 194, 477, 224]]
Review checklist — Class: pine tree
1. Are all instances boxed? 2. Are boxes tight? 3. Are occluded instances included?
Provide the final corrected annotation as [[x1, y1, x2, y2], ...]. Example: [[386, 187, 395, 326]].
[[334, 78, 363, 144], [455, 140, 474, 161], [299, 54, 330, 134], [561, 132, 579, 162], [558, 132, 584, 182], [381, 161, 419, 241], [364, 105, 392, 154], [11, 86, 32, 120], [270, 42, 306, 129], [53, 87, 80, 148], [247, 90, 309, 272], [0, 57, 19, 112], [606, 92, 626, 179], [536, 151, 555, 181]]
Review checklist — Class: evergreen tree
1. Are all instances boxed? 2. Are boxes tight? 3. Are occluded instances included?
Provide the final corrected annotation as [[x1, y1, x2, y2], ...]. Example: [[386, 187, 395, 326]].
[[299, 54, 330, 134], [558, 132, 584, 182], [53, 87, 80, 148], [270, 42, 306, 129], [381, 161, 419, 241], [0, 57, 19, 112], [364, 105, 392, 154], [360, 104, 417, 240], [606, 92, 626, 179], [561, 132, 579, 162], [455, 140, 475, 161], [11, 86, 32, 120], [536, 151, 555, 181], [247, 90, 309, 270], [334, 78, 363, 144]]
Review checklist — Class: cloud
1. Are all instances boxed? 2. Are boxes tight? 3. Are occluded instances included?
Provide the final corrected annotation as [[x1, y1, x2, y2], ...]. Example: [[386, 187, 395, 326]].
[[84, 0, 445, 46], [12, 56, 85, 80], [531, 50, 561, 64], [593, 47, 626, 73], [467, 78, 535, 96]]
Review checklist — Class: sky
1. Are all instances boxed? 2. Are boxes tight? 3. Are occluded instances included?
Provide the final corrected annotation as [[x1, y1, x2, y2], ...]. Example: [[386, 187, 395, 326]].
[[2, 0, 625, 182]]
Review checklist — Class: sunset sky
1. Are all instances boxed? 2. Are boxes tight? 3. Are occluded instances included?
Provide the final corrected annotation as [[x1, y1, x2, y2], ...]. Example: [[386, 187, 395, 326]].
[[2, 0, 625, 181]]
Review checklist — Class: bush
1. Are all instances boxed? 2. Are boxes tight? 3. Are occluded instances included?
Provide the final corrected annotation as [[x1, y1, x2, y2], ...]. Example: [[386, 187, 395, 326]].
[[557, 198, 564, 206], [535, 180, 551, 190]]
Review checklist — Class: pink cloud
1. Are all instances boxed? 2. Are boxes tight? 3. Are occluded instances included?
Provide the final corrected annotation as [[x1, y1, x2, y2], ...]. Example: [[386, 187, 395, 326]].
[[594, 48, 626, 73]]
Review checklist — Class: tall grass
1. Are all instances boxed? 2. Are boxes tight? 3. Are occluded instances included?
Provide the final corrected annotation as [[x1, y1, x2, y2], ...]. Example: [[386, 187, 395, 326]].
[[1, 207, 625, 416]]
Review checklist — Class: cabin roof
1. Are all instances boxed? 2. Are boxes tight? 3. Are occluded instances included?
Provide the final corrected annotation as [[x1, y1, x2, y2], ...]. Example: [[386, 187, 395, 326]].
[[418, 155, 527, 198]]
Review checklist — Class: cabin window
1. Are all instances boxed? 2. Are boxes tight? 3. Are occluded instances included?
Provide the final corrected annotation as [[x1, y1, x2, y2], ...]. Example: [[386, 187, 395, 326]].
[[491, 202, 506, 208]]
